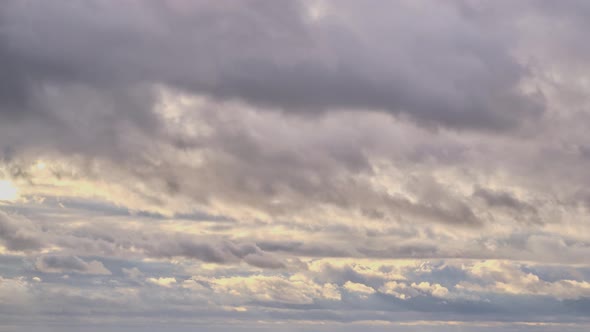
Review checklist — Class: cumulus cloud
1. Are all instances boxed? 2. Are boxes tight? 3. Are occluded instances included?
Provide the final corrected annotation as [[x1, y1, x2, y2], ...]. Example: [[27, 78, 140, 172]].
[[459, 261, 590, 300], [380, 281, 449, 300], [208, 274, 341, 305]]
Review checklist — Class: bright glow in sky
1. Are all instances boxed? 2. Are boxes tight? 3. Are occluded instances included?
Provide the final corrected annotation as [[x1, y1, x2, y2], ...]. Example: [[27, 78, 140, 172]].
[[0, 180, 18, 201]]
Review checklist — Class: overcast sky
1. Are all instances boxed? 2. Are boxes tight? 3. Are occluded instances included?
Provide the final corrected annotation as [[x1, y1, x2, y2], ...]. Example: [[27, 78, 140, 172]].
[[1, 1, 590, 331]]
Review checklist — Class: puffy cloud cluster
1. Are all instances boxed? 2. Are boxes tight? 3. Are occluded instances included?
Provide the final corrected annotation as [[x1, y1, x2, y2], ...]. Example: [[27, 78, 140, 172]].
[[459, 261, 590, 300]]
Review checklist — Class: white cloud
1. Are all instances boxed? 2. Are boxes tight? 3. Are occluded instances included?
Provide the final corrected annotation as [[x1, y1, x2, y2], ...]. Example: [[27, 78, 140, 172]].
[[146, 277, 177, 288], [343, 281, 375, 295], [209, 274, 341, 304], [459, 261, 590, 300], [379, 281, 449, 300]]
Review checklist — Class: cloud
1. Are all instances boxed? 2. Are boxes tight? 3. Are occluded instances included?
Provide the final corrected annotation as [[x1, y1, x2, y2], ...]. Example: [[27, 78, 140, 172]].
[[208, 274, 341, 305], [472, 186, 538, 215], [343, 281, 375, 295], [0, 277, 33, 314], [143, 237, 286, 268], [146, 277, 177, 288], [0, 0, 543, 133], [122, 267, 143, 280], [380, 281, 449, 300], [35, 255, 111, 275], [1, 1, 590, 330], [459, 261, 590, 300], [0, 211, 43, 251]]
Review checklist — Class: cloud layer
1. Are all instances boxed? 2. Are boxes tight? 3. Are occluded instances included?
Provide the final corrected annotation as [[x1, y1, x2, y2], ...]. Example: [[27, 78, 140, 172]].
[[2, 1, 590, 331]]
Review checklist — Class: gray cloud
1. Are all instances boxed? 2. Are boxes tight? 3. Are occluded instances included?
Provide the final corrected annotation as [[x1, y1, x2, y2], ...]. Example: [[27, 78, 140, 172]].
[[472, 186, 541, 224], [1, 1, 590, 330], [0, 211, 43, 251], [35, 255, 111, 275], [473, 186, 535, 213], [145, 237, 286, 269], [0, 0, 585, 231], [0, 0, 543, 133]]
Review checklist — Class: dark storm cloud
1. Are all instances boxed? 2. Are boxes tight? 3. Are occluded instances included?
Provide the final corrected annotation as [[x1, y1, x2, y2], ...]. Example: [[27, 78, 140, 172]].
[[0, 0, 544, 132]]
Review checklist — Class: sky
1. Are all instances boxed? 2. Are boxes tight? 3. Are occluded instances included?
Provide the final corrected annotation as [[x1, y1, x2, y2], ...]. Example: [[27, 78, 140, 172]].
[[1, 0, 590, 331]]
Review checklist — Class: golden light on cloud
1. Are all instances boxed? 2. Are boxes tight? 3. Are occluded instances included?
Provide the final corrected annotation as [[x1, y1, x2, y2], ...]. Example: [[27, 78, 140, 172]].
[[0, 180, 18, 201]]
